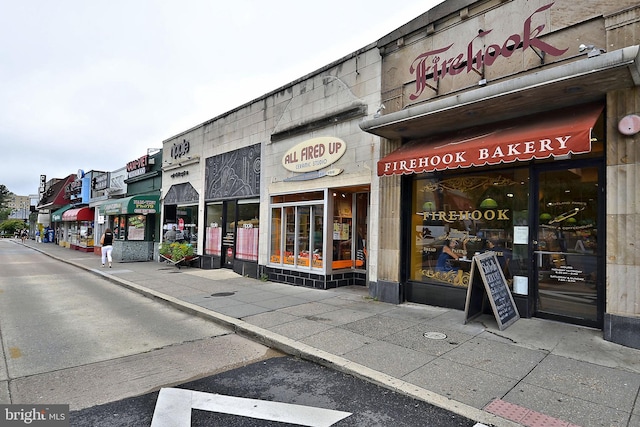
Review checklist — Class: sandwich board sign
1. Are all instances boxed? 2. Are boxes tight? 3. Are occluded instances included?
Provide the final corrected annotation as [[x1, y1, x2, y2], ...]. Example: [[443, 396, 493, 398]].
[[464, 251, 520, 330]]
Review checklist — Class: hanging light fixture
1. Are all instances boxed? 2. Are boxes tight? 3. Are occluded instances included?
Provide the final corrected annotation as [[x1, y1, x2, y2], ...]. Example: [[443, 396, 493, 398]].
[[422, 201, 435, 211], [479, 197, 498, 209]]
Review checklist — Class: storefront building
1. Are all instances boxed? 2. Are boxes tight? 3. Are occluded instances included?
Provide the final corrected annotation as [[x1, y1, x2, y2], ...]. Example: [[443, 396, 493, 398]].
[[63, 170, 94, 251], [97, 151, 162, 262], [359, 0, 640, 348], [90, 166, 127, 255], [161, 136, 202, 261], [263, 58, 382, 288], [46, 171, 94, 251], [161, 45, 383, 287], [162, 109, 262, 277], [36, 174, 76, 244], [202, 143, 261, 276]]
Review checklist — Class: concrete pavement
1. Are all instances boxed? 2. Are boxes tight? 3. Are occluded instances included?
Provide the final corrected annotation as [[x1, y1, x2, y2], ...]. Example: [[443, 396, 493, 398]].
[[13, 240, 640, 427]]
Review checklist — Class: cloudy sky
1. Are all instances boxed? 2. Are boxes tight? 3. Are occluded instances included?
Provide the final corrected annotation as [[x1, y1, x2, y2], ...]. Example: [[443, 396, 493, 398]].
[[1, 0, 443, 197]]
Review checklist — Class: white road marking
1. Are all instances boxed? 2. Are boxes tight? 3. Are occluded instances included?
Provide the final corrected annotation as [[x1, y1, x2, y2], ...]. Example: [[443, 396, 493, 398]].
[[150, 387, 352, 427]]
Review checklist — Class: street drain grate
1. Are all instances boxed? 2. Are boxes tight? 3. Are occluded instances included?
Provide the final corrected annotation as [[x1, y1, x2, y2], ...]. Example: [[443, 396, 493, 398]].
[[211, 292, 236, 297], [423, 332, 447, 340]]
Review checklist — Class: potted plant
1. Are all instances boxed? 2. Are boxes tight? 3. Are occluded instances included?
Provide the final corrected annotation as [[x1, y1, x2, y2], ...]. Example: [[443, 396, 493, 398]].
[[171, 242, 194, 261], [159, 243, 173, 259], [160, 242, 195, 263]]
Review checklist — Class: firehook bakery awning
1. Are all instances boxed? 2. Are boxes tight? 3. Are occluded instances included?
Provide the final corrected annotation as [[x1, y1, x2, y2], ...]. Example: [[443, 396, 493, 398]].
[[62, 207, 93, 222], [377, 103, 603, 177]]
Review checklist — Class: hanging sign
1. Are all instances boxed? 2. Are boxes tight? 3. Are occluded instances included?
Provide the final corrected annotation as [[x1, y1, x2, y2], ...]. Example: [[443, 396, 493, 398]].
[[464, 251, 519, 330]]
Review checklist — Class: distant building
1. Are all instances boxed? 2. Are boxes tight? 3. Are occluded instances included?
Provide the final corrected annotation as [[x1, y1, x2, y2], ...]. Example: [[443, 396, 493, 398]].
[[7, 194, 31, 220]]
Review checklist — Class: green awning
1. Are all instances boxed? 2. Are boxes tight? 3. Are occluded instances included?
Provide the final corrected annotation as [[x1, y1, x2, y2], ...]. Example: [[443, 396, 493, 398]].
[[51, 204, 73, 222], [99, 194, 160, 215]]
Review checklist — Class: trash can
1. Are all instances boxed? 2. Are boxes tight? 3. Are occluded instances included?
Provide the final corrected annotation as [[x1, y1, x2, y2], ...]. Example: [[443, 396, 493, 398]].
[[47, 229, 54, 243]]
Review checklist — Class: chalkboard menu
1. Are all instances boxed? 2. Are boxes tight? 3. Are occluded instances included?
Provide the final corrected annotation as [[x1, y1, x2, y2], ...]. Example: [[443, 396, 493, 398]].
[[464, 251, 520, 330]]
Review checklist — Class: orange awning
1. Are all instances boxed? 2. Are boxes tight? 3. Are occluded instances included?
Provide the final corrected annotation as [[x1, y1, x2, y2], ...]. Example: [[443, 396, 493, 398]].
[[61, 207, 93, 221], [377, 103, 603, 176]]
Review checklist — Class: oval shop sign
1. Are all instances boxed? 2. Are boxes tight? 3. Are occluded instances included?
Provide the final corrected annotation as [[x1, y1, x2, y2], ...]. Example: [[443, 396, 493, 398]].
[[282, 136, 347, 173]]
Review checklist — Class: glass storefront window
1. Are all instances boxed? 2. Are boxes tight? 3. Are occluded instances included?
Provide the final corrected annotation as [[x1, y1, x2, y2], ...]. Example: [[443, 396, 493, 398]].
[[333, 193, 353, 268], [178, 206, 198, 250], [69, 223, 78, 245], [271, 192, 324, 203], [204, 200, 259, 263], [163, 205, 198, 251], [111, 215, 147, 241], [205, 203, 223, 256], [411, 169, 529, 288], [127, 215, 146, 241], [284, 206, 295, 265], [270, 203, 324, 270], [270, 207, 282, 263], [331, 191, 367, 270], [296, 206, 311, 266], [79, 222, 94, 247], [270, 188, 368, 271], [236, 201, 259, 261], [113, 216, 126, 240], [312, 206, 324, 268]]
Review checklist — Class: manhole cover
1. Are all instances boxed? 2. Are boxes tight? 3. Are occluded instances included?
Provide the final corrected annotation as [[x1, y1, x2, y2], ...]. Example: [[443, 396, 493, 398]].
[[423, 332, 447, 340], [211, 292, 235, 297]]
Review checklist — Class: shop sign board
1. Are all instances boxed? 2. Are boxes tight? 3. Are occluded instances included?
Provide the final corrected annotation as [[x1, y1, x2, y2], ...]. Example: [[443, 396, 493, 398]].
[[129, 198, 158, 214], [464, 251, 519, 330], [92, 172, 110, 191], [408, 3, 568, 101], [127, 154, 149, 178], [282, 137, 346, 173]]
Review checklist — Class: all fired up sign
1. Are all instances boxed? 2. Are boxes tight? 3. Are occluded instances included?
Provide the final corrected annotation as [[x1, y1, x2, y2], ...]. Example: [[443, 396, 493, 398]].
[[282, 137, 346, 173]]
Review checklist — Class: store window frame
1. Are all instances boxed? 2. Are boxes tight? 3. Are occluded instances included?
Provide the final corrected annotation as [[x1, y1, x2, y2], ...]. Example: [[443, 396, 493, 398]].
[[163, 204, 198, 250], [405, 166, 530, 291], [269, 193, 326, 271], [111, 214, 154, 242], [269, 187, 369, 273], [204, 198, 260, 264]]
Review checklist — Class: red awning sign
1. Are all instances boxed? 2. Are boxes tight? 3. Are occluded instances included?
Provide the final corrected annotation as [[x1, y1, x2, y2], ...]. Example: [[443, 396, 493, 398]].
[[61, 207, 94, 222], [377, 103, 603, 176]]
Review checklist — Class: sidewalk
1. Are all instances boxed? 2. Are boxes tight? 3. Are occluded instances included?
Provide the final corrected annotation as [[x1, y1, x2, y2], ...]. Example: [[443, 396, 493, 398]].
[[18, 240, 640, 427]]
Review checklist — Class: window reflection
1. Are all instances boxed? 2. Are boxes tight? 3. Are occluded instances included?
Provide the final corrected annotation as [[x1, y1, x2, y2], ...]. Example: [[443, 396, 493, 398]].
[[412, 170, 529, 288]]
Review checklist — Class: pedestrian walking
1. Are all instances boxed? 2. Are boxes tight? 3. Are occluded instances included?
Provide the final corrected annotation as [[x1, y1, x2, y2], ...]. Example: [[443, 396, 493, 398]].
[[100, 228, 114, 268]]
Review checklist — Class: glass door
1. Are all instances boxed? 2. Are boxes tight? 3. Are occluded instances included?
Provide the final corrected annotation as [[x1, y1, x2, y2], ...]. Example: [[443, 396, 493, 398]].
[[222, 201, 236, 267], [533, 163, 603, 327]]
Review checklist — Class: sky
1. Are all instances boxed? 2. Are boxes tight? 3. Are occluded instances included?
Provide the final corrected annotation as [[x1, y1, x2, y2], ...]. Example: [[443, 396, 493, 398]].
[[1, 0, 444, 197]]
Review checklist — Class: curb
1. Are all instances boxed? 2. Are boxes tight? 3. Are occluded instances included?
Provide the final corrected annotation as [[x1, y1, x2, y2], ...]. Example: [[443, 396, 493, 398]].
[[23, 242, 522, 427]]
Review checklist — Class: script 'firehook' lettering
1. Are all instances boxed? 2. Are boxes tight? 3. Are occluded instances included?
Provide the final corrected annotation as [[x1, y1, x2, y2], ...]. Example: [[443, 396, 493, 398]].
[[409, 3, 568, 100]]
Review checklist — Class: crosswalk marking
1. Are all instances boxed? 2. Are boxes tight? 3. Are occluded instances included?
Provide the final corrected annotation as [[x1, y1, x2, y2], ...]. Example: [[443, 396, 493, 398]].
[[150, 387, 352, 427]]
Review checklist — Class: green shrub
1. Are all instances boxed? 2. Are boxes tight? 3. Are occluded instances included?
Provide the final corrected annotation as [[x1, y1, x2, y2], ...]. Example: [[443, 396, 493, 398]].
[[160, 242, 194, 260]]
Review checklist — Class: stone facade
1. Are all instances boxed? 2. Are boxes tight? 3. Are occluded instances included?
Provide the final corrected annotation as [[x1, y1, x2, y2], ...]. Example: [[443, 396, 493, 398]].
[[360, 0, 640, 347]]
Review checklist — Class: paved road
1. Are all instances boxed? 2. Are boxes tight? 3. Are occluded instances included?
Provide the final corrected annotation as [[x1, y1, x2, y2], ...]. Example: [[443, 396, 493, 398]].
[[0, 241, 277, 410], [71, 356, 477, 427]]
